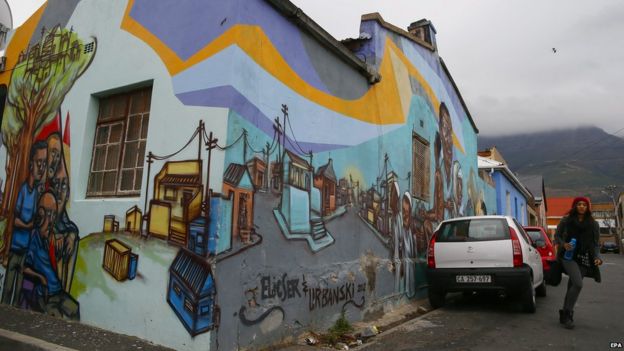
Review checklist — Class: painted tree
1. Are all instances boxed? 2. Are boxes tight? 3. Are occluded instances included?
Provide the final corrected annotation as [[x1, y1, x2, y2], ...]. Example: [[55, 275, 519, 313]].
[[0, 25, 96, 256]]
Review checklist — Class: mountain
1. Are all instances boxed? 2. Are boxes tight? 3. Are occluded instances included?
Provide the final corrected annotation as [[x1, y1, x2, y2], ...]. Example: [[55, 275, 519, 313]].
[[477, 127, 624, 201]]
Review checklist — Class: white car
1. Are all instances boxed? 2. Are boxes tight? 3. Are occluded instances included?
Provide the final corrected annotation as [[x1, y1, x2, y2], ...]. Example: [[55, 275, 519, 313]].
[[426, 215, 545, 312]]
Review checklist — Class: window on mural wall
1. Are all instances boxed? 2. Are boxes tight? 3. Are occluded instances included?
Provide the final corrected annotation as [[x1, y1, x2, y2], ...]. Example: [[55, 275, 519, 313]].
[[412, 133, 430, 200], [87, 87, 152, 197], [289, 163, 309, 190]]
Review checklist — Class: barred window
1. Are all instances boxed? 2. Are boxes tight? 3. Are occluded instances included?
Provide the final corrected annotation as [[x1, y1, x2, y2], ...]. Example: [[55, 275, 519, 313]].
[[412, 133, 430, 200], [87, 87, 151, 197]]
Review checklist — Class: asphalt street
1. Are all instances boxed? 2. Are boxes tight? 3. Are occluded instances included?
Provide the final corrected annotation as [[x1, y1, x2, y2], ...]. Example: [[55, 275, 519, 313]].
[[360, 253, 624, 351]]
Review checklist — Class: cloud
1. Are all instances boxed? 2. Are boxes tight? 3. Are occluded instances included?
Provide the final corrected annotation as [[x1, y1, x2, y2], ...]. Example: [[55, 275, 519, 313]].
[[292, 0, 624, 136]]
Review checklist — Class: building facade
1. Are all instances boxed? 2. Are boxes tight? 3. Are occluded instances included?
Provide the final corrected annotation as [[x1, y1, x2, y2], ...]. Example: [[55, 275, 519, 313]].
[[478, 155, 531, 225], [0, 1, 495, 350]]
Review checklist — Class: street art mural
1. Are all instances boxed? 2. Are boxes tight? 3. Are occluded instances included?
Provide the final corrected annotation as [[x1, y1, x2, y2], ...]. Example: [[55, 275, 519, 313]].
[[0, 22, 95, 320], [0, 1, 497, 350]]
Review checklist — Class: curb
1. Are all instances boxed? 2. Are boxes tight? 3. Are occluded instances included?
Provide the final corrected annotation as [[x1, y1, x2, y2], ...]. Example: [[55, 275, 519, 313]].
[[0, 328, 79, 351]]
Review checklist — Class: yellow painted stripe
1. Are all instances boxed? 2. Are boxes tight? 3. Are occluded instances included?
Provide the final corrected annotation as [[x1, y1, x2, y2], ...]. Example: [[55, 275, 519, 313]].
[[0, 3, 48, 86], [120, 0, 466, 154]]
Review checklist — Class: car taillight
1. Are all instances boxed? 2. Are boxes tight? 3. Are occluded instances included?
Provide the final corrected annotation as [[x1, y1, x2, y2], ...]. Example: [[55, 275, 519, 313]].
[[509, 227, 523, 267], [427, 231, 438, 268]]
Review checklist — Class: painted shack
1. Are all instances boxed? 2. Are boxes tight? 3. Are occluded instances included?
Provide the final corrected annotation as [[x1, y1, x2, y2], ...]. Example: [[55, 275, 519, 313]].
[[167, 249, 217, 337], [102, 239, 138, 282]]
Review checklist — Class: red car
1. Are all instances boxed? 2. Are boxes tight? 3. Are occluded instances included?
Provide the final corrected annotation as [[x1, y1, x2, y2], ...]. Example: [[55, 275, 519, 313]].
[[523, 226, 556, 273]]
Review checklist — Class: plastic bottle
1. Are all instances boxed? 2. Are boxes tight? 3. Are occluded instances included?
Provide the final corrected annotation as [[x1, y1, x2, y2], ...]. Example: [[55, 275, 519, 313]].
[[563, 238, 576, 261]]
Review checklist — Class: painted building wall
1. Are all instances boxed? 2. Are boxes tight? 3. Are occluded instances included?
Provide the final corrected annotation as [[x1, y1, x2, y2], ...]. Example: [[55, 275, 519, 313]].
[[0, 1, 495, 350], [492, 171, 528, 225]]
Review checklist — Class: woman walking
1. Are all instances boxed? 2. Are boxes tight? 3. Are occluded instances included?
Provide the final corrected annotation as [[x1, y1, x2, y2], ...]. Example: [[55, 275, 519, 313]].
[[555, 197, 602, 329]]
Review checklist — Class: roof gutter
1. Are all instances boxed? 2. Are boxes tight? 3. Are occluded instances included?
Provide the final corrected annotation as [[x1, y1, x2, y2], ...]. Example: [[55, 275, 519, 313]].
[[486, 165, 533, 200], [264, 0, 381, 84]]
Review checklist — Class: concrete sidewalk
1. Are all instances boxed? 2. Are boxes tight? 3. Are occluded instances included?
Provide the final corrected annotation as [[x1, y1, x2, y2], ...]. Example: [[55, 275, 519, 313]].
[[0, 304, 173, 351], [0, 298, 432, 350], [278, 298, 432, 350]]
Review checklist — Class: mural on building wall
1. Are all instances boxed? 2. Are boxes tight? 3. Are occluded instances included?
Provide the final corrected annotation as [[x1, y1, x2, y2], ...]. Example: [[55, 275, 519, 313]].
[[0, 1, 497, 350], [0, 24, 95, 319], [116, 0, 499, 347]]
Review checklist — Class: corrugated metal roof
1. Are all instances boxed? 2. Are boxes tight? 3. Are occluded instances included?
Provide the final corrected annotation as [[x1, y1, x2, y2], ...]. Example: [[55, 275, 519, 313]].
[[170, 250, 213, 296], [223, 163, 247, 186], [285, 149, 310, 169], [161, 174, 201, 186], [546, 197, 576, 217]]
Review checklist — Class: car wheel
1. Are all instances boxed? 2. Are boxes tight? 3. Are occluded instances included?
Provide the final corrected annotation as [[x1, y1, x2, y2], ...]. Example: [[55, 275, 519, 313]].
[[521, 278, 536, 313], [536, 280, 547, 297], [428, 288, 446, 309]]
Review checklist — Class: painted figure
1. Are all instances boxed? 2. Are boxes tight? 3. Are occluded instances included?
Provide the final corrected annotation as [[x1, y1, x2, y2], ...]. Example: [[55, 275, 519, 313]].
[[389, 183, 403, 292], [1, 141, 47, 305], [49, 157, 78, 292], [401, 193, 415, 297], [451, 161, 465, 217], [23, 191, 79, 320], [439, 103, 454, 190]]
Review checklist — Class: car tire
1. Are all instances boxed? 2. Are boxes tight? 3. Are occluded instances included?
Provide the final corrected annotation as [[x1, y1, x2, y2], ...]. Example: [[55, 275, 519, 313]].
[[428, 288, 446, 309], [536, 280, 547, 297], [521, 278, 536, 313]]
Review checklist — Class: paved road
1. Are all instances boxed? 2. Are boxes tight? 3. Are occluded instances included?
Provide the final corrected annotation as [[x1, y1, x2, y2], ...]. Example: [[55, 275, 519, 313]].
[[360, 253, 624, 351]]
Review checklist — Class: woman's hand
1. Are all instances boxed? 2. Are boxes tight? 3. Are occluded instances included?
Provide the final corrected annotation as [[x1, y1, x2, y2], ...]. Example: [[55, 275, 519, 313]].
[[594, 258, 603, 266], [563, 242, 573, 251]]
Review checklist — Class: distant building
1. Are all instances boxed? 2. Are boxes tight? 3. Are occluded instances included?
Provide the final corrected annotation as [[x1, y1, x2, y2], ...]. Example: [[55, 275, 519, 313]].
[[518, 175, 548, 229], [592, 202, 617, 244], [167, 250, 217, 337], [477, 154, 531, 225], [545, 197, 575, 237]]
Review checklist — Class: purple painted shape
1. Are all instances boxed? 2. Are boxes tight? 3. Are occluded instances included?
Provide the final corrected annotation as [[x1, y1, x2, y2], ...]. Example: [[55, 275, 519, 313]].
[[129, 0, 327, 92], [176, 86, 347, 153]]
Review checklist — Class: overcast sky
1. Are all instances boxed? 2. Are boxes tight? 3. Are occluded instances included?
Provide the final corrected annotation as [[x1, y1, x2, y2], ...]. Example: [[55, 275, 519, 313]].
[[7, 0, 624, 136]]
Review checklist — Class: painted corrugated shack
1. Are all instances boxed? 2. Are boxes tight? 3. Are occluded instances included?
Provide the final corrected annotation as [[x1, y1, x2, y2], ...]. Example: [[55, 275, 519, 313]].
[[102, 239, 138, 281]]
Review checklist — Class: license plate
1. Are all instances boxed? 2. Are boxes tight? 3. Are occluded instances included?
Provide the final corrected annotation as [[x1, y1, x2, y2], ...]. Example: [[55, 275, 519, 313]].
[[456, 275, 491, 283]]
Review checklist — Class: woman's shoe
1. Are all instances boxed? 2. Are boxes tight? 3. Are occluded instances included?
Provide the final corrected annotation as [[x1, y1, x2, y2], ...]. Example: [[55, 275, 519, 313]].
[[563, 309, 575, 329]]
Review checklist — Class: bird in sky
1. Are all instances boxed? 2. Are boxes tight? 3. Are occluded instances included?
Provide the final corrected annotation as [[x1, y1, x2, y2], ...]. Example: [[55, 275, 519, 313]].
[[552, 48, 557, 53]]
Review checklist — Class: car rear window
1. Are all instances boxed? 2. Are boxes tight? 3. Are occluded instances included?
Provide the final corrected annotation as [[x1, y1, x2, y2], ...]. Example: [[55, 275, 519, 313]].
[[437, 218, 509, 242], [524, 229, 543, 243]]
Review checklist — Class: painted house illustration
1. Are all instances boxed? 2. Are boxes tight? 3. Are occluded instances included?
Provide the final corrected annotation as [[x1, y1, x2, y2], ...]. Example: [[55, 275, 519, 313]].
[[313, 158, 337, 217], [222, 163, 255, 244], [149, 161, 203, 246], [125, 205, 142, 234], [246, 156, 267, 191], [167, 249, 217, 337], [102, 239, 138, 281]]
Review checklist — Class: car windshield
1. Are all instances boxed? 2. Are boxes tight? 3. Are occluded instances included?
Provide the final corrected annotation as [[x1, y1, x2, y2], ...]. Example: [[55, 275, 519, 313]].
[[524, 229, 543, 243], [437, 218, 509, 242]]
